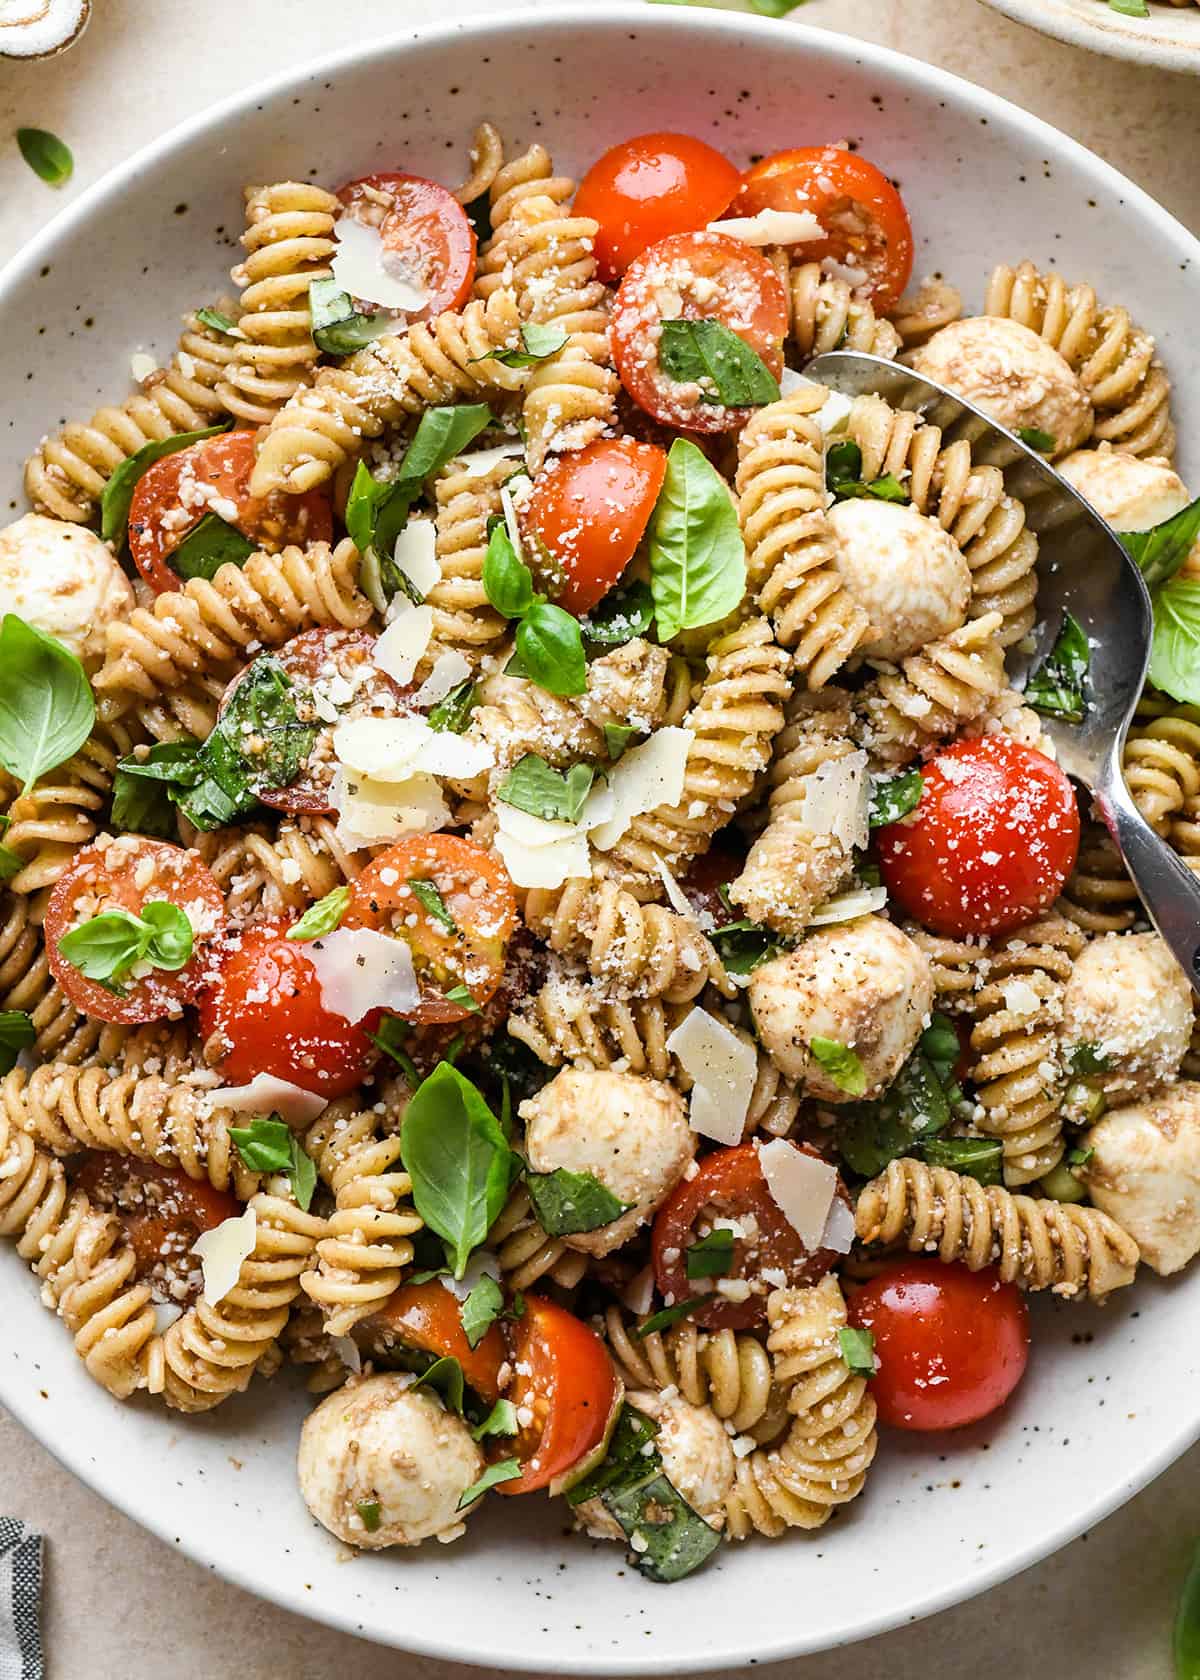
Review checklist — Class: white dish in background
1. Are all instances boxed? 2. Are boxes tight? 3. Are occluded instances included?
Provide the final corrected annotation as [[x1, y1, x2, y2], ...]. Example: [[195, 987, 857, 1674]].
[[978, 0, 1200, 74], [1, 6, 1198, 1670]]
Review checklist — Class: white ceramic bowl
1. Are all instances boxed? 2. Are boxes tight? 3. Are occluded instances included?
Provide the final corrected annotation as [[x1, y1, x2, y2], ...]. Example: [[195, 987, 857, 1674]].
[[979, 0, 1200, 74], [2, 7, 1199, 1670]]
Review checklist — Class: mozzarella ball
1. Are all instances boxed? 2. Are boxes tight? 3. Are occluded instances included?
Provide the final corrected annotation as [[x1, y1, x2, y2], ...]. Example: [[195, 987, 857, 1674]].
[[1085, 1083, 1200, 1275], [749, 916, 934, 1102], [521, 1068, 695, 1256], [575, 1391, 735, 1540], [1062, 932, 1192, 1103], [0, 513, 135, 667], [297, 1374, 483, 1548], [827, 499, 970, 661], [1058, 447, 1192, 534], [910, 316, 1093, 457]]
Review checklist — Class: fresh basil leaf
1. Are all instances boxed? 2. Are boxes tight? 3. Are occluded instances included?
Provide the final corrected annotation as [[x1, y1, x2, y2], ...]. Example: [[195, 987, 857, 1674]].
[[309, 277, 391, 355], [409, 878, 457, 933], [0, 616, 95, 796], [16, 127, 73, 187], [460, 1274, 504, 1349], [58, 908, 148, 987], [525, 1167, 629, 1237], [443, 983, 481, 1013], [458, 1458, 522, 1509], [580, 580, 656, 648], [288, 1139, 318, 1211], [837, 1050, 951, 1178], [195, 306, 243, 338], [415, 1354, 466, 1416], [1122, 497, 1200, 591], [825, 439, 910, 505], [600, 1466, 722, 1583], [566, 1406, 660, 1505], [1066, 1041, 1110, 1075], [345, 461, 409, 561], [634, 1297, 706, 1338], [399, 405, 493, 483], [711, 917, 785, 977], [604, 723, 638, 762], [427, 679, 478, 734], [686, 1228, 734, 1280], [471, 1397, 518, 1441], [837, 1325, 876, 1376], [483, 518, 536, 619], [169, 512, 255, 583], [1067, 1145, 1095, 1169], [399, 1063, 515, 1278], [217, 656, 318, 802], [0, 1010, 35, 1077], [921, 1135, 1003, 1186], [482, 322, 570, 369], [513, 603, 587, 697], [110, 759, 177, 839], [356, 1499, 382, 1533], [810, 1035, 867, 1096], [919, 1013, 961, 1089], [1149, 576, 1200, 707], [869, 769, 923, 827], [1016, 427, 1057, 453], [648, 439, 746, 642], [287, 885, 350, 942], [140, 900, 194, 970], [1025, 610, 1090, 724], [658, 319, 780, 409], [229, 1115, 293, 1174], [114, 739, 204, 789], [365, 1015, 421, 1086], [100, 422, 232, 545], [496, 754, 595, 823], [0, 844, 23, 882]]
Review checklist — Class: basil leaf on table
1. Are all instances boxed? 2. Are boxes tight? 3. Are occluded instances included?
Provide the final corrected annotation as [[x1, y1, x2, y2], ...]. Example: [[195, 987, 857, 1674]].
[[169, 513, 255, 583], [514, 602, 587, 697], [496, 754, 595, 823], [524, 1168, 630, 1237], [100, 421, 232, 546], [460, 1274, 504, 1350], [399, 1063, 515, 1277], [16, 127, 73, 187], [0, 616, 95, 796], [1120, 497, 1200, 591], [309, 278, 391, 355], [286, 886, 351, 942], [658, 320, 780, 408], [580, 579, 656, 648], [648, 439, 746, 642], [0, 1010, 35, 1077], [1024, 610, 1090, 724], [1149, 577, 1200, 707]]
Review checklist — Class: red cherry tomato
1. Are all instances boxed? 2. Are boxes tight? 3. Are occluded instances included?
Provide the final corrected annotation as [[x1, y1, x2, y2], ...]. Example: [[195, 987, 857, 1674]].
[[336, 172, 475, 321], [128, 431, 332, 595], [875, 736, 1080, 938], [574, 132, 741, 282], [733, 146, 914, 313], [74, 1152, 240, 1278], [496, 1296, 619, 1495], [679, 840, 745, 926], [197, 917, 375, 1098], [848, 1259, 1030, 1431], [343, 834, 517, 1026], [652, 1142, 844, 1330], [611, 231, 787, 433], [366, 1278, 506, 1405], [521, 437, 667, 616], [217, 628, 411, 814], [44, 837, 225, 1026]]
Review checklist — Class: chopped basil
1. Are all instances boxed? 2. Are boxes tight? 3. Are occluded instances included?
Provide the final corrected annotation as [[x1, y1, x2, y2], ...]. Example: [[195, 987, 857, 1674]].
[[427, 678, 478, 734], [496, 754, 595, 823], [921, 1135, 1003, 1186], [460, 1274, 504, 1350], [634, 1297, 706, 1338], [837, 1325, 876, 1376], [471, 1396, 519, 1441], [648, 439, 746, 643], [286, 886, 350, 942], [604, 723, 639, 763], [409, 878, 457, 933], [1120, 497, 1200, 591], [309, 277, 391, 355], [837, 1049, 952, 1178], [458, 1458, 522, 1510], [566, 1404, 660, 1503], [580, 580, 656, 648], [1016, 427, 1056, 453], [1149, 576, 1200, 708], [711, 916, 786, 977], [810, 1036, 867, 1096], [825, 440, 909, 505], [869, 769, 923, 827], [0, 616, 95, 797], [443, 983, 481, 1013], [525, 1167, 630, 1237], [1066, 1041, 1110, 1076], [0, 1010, 35, 1077], [919, 1014, 962, 1091], [110, 752, 177, 840], [365, 1015, 421, 1086], [1025, 610, 1089, 724], [0, 833, 23, 882], [59, 900, 193, 994], [16, 127, 73, 187], [482, 322, 569, 368], [1107, 0, 1149, 14], [398, 1063, 515, 1277], [658, 320, 780, 409], [1068, 1145, 1095, 1170], [401, 405, 494, 483], [685, 1228, 734, 1279], [169, 512, 255, 583], [229, 1114, 317, 1209], [100, 421, 232, 546], [483, 518, 536, 619], [195, 306, 243, 338], [356, 1499, 382, 1533], [415, 1354, 467, 1415]]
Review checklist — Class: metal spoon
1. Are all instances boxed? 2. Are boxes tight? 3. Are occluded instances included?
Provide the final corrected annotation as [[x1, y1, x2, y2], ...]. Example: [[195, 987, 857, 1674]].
[[807, 348, 1200, 1000]]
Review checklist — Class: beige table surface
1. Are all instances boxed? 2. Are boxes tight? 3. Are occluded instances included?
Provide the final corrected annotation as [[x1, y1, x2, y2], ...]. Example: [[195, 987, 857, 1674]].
[[2, 1, 1199, 1675]]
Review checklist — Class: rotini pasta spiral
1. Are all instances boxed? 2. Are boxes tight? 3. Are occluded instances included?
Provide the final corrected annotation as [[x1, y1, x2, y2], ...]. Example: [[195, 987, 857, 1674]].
[[425, 451, 514, 666], [889, 276, 964, 350], [523, 877, 731, 1002], [3, 716, 144, 895], [1057, 822, 1139, 934], [904, 924, 992, 1013], [1121, 694, 1200, 835], [768, 252, 902, 361], [453, 120, 506, 208], [855, 612, 1007, 766], [509, 971, 681, 1080], [604, 1305, 789, 1444], [487, 1183, 587, 1292]]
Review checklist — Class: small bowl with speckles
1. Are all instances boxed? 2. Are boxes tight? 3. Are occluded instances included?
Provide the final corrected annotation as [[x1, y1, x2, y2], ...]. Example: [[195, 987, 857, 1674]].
[[978, 0, 1200, 74]]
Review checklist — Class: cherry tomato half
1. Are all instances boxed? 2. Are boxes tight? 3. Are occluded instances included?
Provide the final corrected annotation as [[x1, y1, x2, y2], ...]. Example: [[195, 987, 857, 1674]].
[[74, 1152, 240, 1278], [343, 834, 517, 1026], [652, 1142, 844, 1330], [197, 917, 375, 1098], [734, 145, 914, 312], [336, 172, 475, 321], [848, 1259, 1030, 1431], [611, 231, 787, 433], [128, 431, 332, 595], [574, 132, 741, 282], [521, 437, 667, 616], [679, 839, 745, 927], [45, 837, 225, 1027], [497, 1295, 619, 1495], [365, 1278, 506, 1405], [875, 736, 1080, 938]]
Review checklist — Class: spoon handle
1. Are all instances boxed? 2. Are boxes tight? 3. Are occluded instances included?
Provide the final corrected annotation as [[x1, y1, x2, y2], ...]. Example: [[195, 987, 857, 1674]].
[[1098, 762, 1200, 1000]]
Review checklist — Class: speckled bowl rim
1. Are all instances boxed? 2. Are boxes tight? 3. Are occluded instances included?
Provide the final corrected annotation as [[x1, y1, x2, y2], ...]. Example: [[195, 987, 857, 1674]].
[[978, 0, 1200, 74], [3, 7, 1200, 1669]]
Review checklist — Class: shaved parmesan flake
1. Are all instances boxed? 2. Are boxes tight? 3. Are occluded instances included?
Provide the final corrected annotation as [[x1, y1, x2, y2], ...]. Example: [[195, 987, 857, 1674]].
[[495, 826, 591, 889], [587, 728, 693, 851], [208, 1073, 327, 1127], [153, 1301, 184, 1334], [455, 442, 525, 478], [438, 1250, 501, 1303], [194, 1205, 257, 1307], [707, 208, 824, 247], [656, 857, 697, 921], [332, 766, 449, 851], [621, 1263, 656, 1318], [800, 750, 869, 852], [777, 368, 854, 435], [392, 518, 441, 600], [665, 1007, 758, 1147], [130, 351, 157, 384], [306, 926, 419, 1023], [496, 804, 582, 849], [331, 1334, 362, 1375], [806, 886, 888, 927], [373, 604, 434, 686], [758, 1139, 838, 1252], [821, 1195, 855, 1256], [500, 480, 527, 560], [414, 649, 472, 707], [821, 254, 869, 290], [332, 215, 430, 312], [333, 714, 493, 782]]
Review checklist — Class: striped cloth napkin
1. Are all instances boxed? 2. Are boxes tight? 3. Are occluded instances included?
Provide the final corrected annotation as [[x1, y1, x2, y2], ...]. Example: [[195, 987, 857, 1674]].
[[0, 1521, 43, 1680]]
